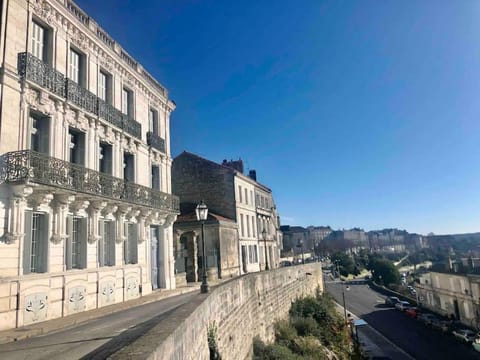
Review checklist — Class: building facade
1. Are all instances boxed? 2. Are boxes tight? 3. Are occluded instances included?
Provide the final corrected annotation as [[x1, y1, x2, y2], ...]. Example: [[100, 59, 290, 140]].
[[172, 152, 281, 276], [416, 271, 480, 329], [0, 0, 178, 330]]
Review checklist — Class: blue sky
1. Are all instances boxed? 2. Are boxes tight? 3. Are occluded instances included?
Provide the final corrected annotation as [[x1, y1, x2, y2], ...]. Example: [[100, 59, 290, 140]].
[[76, 0, 480, 235]]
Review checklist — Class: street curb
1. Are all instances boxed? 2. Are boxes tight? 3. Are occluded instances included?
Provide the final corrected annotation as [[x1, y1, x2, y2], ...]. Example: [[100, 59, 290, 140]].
[[0, 285, 200, 345]]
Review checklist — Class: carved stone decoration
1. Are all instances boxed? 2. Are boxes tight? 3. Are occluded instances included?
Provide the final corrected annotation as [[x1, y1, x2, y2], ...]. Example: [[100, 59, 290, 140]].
[[68, 286, 86, 313], [87, 201, 107, 244], [99, 281, 115, 306], [51, 194, 75, 244], [28, 192, 54, 213], [70, 29, 89, 51], [31, 0, 55, 25], [1, 186, 33, 245], [101, 204, 118, 221], [24, 293, 48, 324], [115, 206, 131, 243], [137, 209, 151, 243], [69, 199, 89, 218], [125, 276, 139, 300]]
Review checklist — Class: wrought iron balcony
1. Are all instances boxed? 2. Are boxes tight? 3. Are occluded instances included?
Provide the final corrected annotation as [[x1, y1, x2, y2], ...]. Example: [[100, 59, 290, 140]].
[[17, 52, 142, 140], [18, 52, 65, 98], [146, 132, 165, 153], [0, 150, 179, 213]]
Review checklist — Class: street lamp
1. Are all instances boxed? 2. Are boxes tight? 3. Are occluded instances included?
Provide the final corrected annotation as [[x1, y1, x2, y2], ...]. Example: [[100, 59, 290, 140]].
[[196, 200, 209, 294], [262, 227, 269, 271], [335, 260, 349, 322]]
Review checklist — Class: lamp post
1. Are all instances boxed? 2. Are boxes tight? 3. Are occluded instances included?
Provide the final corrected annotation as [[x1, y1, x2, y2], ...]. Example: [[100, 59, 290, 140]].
[[335, 260, 349, 322], [297, 239, 304, 264], [196, 200, 209, 294], [262, 227, 269, 271]]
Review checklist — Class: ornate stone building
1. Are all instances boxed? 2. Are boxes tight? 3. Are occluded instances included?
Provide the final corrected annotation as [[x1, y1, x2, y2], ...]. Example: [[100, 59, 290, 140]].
[[0, 0, 178, 330]]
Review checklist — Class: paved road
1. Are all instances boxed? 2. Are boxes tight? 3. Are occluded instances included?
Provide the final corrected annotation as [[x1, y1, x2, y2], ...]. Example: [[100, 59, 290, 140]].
[[325, 278, 480, 360], [0, 292, 197, 360]]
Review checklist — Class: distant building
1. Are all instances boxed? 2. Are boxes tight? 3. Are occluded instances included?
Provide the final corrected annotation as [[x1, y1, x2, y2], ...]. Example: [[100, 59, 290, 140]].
[[172, 152, 282, 276]]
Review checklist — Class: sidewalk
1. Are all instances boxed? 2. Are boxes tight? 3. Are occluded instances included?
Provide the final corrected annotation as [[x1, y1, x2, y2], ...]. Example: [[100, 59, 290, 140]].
[[0, 283, 201, 345]]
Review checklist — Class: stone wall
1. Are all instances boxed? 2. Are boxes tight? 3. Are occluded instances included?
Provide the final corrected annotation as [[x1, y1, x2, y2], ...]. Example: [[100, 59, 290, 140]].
[[110, 263, 323, 360], [172, 152, 237, 221]]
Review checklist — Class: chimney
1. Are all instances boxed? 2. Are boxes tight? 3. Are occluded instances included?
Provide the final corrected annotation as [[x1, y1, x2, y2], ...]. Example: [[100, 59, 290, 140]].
[[223, 159, 244, 173], [249, 170, 257, 181]]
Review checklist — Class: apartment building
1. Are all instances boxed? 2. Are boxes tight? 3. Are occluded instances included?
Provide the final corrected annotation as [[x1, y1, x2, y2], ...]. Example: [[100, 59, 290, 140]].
[[416, 271, 480, 328], [0, 0, 178, 330]]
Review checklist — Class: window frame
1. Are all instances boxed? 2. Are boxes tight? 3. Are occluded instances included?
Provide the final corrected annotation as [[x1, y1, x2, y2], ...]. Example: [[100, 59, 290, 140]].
[[68, 47, 86, 86]]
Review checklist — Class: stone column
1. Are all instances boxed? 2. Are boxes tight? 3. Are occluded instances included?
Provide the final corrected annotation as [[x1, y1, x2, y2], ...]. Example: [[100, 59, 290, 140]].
[[115, 205, 130, 265], [158, 213, 177, 289], [50, 194, 75, 244], [3, 186, 33, 245]]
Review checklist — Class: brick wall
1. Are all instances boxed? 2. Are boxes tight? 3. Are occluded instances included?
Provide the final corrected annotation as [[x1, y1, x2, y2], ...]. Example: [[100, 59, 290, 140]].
[[110, 263, 324, 360]]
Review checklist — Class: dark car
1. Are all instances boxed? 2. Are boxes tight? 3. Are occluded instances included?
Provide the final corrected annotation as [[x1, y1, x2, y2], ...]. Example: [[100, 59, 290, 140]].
[[418, 313, 439, 326], [431, 319, 451, 333], [385, 296, 400, 306]]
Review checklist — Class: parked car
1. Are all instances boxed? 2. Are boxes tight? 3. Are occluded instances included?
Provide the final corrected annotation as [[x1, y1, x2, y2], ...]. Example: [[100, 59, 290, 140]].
[[431, 319, 450, 333], [472, 334, 480, 352], [385, 296, 400, 306], [395, 301, 410, 311], [418, 313, 439, 326], [280, 260, 293, 267], [452, 329, 476, 343], [405, 307, 420, 318]]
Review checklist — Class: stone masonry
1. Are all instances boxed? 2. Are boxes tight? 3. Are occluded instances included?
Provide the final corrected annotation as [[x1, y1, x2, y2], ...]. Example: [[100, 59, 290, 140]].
[[109, 263, 324, 360]]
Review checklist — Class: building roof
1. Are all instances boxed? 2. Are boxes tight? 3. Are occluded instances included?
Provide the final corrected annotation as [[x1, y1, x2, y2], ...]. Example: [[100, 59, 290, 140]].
[[176, 151, 272, 191]]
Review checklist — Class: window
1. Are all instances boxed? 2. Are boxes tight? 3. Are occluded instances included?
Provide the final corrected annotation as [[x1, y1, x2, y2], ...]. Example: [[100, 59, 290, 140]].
[[31, 20, 48, 62], [66, 216, 87, 270], [69, 48, 85, 86], [149, 108, 159, 134], [123, 153, 135, 182], [99, 142, 112, 174], [69, 128, 85, 165], [98, 70, 112, 103], [240, 214, 244, 237], [23, 211, 48, 274], [238, 185, 242, 203], [124, 223, 138, 264], [99, 220, 115, 267], [253, 245, 258, 263], [252, 216, 256, 238], [30, 113, 49, 154], [245, 188, 248, 205], [122, 87, 133, 117], [246, 215, 250, 237], [151, 165, 160, 190], [250, 191, 253, 206]]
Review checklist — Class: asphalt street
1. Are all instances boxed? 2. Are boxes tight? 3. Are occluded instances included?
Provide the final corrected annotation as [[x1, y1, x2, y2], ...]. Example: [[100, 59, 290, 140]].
[[0, 291, 197, 360], [325, 277, 480, 360]]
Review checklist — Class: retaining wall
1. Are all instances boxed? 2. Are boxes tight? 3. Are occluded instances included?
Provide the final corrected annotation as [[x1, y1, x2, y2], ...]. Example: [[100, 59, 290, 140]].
[[109, 263, 323, 360]]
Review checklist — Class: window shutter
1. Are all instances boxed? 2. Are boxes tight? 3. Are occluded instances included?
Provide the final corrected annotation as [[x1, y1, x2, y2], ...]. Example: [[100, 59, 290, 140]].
[[23, 210, 33, 274], [66, 215, 73, 270]]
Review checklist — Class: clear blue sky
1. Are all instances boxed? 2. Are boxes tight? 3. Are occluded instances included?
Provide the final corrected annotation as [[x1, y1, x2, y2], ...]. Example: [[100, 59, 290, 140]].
[[76, 0, 480, 235]]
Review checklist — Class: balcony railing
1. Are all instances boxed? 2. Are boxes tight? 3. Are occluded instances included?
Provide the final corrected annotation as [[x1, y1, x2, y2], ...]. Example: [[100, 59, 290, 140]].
[[146, 132, 165, 153], [0, 150, 179, 213], [18, 52, 141, 140]]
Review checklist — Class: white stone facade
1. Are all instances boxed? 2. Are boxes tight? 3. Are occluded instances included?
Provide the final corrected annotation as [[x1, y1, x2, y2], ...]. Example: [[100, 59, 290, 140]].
[[416, 271, 480, 328], [235, 175, 259, 273], [0, 0, 178, 330]]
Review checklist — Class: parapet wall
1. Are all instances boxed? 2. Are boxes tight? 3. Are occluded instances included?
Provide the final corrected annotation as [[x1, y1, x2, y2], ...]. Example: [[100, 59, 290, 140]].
[[110, 263, 324, 360]]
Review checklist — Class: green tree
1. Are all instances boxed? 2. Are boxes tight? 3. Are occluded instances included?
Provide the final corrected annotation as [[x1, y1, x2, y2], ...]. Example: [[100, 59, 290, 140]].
[[368, 258, 400, 285], [330, 252, 355, 276]]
